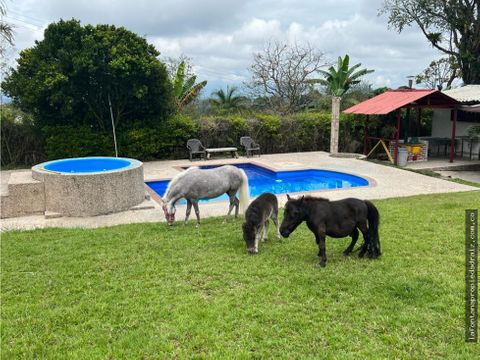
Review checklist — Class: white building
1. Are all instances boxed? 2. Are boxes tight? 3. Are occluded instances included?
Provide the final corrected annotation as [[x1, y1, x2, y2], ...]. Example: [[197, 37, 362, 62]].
[[431, 85, 480, 159]]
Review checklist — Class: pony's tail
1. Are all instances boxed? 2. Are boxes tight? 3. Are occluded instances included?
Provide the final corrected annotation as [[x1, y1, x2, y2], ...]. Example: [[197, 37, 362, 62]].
[[238, 169, 250, 214], [365, 200, 381, 258]]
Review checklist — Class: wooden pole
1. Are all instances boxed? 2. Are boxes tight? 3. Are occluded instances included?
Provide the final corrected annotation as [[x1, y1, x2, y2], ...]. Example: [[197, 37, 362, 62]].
[[364, 114, 369, 155], [394, 110, 401, 165], [108, 93, 119, 157], [405, 107, 410, 142], [416, 108, 421, 137], [449, 108, 457, 163]]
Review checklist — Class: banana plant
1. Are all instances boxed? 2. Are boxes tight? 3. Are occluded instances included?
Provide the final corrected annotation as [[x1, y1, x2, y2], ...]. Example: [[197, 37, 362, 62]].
[[173, 61, 207, 111], [316, 54, 374, 97]]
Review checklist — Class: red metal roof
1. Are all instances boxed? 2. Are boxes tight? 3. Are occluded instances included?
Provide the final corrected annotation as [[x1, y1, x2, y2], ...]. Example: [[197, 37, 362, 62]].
[[343, 89, 458, 115]]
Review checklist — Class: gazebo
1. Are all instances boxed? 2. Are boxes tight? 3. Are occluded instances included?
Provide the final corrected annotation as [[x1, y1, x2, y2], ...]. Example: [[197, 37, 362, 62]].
[[343, 89, 460, 163]]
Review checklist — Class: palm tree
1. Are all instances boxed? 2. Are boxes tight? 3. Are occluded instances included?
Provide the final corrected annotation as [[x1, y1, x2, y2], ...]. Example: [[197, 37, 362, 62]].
[[317, 55, 373, 154], [0, 1, 14, 46], [210, 86, 244, 113], [173, 61, 207, 112]]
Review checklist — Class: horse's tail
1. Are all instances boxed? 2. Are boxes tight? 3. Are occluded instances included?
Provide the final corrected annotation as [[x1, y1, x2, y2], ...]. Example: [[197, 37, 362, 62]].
[[238, 169, 250, 214], [365, 200, 381, 258]]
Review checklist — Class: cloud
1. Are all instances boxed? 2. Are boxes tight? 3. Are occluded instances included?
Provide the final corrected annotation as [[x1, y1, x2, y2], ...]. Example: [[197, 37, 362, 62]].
[[5, 0, 443, 94]]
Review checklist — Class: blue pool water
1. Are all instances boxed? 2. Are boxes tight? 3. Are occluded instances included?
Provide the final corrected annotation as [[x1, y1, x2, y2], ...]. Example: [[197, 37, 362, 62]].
[[43, 157, 132, 173], [146, 163, 369, 203]]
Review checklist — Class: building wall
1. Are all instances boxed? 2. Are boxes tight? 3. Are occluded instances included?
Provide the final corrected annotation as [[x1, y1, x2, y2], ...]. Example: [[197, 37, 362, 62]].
[[431, 109, 477, 137], [431, 109, 479, 158]]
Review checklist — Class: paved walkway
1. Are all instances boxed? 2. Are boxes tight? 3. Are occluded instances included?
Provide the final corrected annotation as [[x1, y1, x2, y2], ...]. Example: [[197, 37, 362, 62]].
[[1, 151, 478, 231], [405, 157, 480, 170], [405, 157, 480, 183]]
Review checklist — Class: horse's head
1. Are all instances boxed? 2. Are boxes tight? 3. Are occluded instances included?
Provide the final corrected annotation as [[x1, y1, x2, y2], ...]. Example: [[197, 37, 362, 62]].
[[242, 222, 257, 254], [280, 194, 306, 238], [161, 199, 176, 225]]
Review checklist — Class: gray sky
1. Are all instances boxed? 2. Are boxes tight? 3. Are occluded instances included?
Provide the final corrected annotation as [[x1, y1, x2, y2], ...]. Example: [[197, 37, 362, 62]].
[[4, 0, 442, 95]]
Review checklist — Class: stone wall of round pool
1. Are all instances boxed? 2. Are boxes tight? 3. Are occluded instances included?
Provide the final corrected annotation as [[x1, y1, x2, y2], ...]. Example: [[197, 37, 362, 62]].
[[32, 157, 145, 217]]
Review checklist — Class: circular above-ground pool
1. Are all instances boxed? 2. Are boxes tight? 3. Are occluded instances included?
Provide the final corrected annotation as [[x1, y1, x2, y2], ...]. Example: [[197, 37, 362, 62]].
[[42, 157, 133, 173], [32, 157, 145, 217]]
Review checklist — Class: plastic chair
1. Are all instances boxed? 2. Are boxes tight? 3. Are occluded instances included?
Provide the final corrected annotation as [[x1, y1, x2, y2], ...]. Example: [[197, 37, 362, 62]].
[[240, 136, 261, 157], [187, 139, 206, 161]]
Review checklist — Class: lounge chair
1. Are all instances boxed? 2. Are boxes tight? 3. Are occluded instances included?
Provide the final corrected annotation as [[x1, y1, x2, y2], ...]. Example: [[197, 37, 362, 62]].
[[187, 139, 207, 161], [240, 136, 261, 157]]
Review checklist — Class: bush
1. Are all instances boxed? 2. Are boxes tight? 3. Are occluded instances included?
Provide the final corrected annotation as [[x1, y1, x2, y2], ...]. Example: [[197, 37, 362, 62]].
[[1, 107, 45, 168], [43, 126, 113, 159], [121, 114, 196, 160], [3, 108, 428, 166], [193, 112, 366, 155]]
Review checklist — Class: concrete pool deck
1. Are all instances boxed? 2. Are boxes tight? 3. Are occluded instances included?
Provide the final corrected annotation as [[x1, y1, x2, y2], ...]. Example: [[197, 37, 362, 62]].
[[1, 151, 478, 231]]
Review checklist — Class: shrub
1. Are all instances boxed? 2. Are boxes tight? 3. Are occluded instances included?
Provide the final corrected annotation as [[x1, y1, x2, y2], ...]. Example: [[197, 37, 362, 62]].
[[43, 126, 113, 159], [121, 114, 196, 160], [1, 107, 45, 168], [192, 112, 366, 155]]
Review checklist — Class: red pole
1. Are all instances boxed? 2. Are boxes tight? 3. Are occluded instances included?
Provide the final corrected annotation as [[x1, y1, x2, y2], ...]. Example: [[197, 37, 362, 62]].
[[449, 108, 457, 163], [394, 110, 401, 164], [416, 108, 421, 137], [364, 114, 369, 155]]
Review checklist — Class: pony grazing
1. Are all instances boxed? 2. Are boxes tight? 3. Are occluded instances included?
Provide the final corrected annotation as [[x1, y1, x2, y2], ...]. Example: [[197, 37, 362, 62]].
[[161, 165, 249, 226], [280, 195, 381, 267], [242, 193, 280, 254]]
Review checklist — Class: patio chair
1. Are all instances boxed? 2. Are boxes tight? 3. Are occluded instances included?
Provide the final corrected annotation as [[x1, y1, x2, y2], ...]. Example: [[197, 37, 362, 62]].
[[240, 136, 261, 157], [187, 139, 206, 161]]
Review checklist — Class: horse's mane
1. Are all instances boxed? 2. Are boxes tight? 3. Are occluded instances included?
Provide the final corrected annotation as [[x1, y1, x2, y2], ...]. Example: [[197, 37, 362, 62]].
[[164, 166, 198, 199], [291, 195, 330, 203], [305, 196, 329, 202]]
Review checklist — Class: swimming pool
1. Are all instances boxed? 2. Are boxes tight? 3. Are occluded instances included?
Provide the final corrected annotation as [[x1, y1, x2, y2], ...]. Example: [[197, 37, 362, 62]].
[[41, 157, 134, 173], [146, 163, 369, 203], [32, 157, 145, 217]]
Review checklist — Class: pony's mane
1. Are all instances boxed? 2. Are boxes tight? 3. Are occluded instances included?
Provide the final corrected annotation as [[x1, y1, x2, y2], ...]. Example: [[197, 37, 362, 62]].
[[290, 195, 330, 203], [164, 166, 198, 199], [305, 196, 329, 202]]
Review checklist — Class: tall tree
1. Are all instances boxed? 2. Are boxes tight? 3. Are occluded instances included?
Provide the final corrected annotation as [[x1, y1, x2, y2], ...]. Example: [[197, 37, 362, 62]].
[[2, 19, 174, 132], [172, 60, 207, 112], [380, 0, 480, 84], [415, 56, 460, 89], [249, 41, 328, 113], [316, 55, 373, 154], [210, 86, 243, 113]]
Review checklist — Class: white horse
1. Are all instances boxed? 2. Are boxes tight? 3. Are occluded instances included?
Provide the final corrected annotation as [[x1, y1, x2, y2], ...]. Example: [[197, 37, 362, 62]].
[[161, 165, 249, 226]]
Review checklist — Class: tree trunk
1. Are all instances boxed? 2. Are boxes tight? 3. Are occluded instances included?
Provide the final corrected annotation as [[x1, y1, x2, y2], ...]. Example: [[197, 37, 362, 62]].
[[461, 54, 480, 84], [330, 96, 341, 154]]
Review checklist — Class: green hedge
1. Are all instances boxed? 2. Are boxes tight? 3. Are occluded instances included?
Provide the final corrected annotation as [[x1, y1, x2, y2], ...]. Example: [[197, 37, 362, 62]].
[[41, 114, 196, 161], [2, 110, 398, 167], [194, 112, 365, 155], [120, 114, 196, 160], [43, 126, 113, 159]]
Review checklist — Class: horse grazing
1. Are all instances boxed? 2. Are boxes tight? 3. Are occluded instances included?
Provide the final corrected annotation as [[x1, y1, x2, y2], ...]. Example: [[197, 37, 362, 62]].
[[242, 193, 281, 254], [280, 195, 381, 267], [161, 165, 249, 226]]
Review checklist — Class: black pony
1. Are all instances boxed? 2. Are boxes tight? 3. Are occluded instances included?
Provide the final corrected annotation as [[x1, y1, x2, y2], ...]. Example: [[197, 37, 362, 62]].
[[242, 193, 280, 254], [280, 195, 381, 267]]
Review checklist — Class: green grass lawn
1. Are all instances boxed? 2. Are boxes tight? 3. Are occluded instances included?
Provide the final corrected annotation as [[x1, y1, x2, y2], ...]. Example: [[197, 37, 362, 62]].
[[2, 191, 480, 359]]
